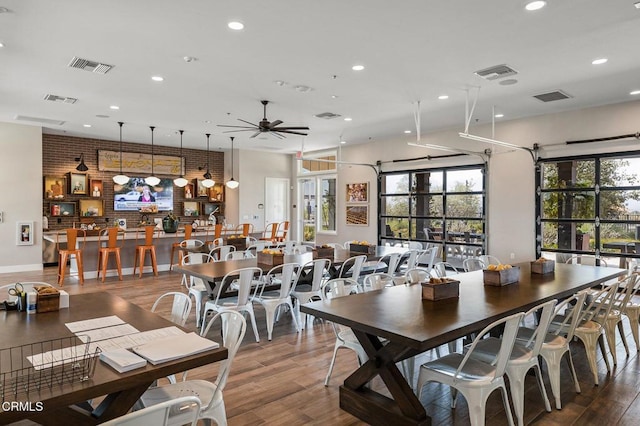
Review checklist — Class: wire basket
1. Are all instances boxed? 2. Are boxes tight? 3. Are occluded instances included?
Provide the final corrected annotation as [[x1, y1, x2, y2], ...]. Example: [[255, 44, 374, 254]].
[[0, 335, 101, 403]]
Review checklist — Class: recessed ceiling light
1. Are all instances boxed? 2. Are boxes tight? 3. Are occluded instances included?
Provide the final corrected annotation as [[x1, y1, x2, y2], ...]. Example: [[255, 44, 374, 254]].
[[344, 117, 353, 121], [592, 58, 608, 65], [404, 130, 412, 134], [340, 140, 346, 144], [151, 75, 164, 82], [630, 90, 640, 95], [494, 114, 504, 118], [0, 42, 4, 48], [83, 124, 92, 128], [109, 105, 120, 110], [183, 56, 197, 63], [438, 95, 449, 100], [635, 1, 640, 9], [331, 95, 338, 99], [294, 85, 313, 93], [352, 65, 365, 71], [204, 120, 211, 124], [525, 1, 546, 11], [228, 21, 244, 30]]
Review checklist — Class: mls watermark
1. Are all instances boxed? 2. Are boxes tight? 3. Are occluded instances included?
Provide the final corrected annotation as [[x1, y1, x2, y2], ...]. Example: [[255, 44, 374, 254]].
[[2, 401, 44, 412]]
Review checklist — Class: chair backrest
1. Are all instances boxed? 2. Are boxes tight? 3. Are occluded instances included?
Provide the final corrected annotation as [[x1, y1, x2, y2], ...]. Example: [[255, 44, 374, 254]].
[[181, 252, 215, 289], [262, 223, 278, 240], [59, 228, 86, 251], [548, 290, 588, 341], [183, 223, 193, 240], [98, 227, 124, 249], [565, 255, 608, 267], [432, 261, 459, 278], [320, 278, 360, 301], [236, 223, 254, 236], [519, 299, 558, 357], [209, 245, 236, 261], [100, 396, 201, 426], [278, 240, 296, 254], [614, 274, 640, 311], [201, 311, 247, 393], [379, 252, 402, 274], [478, 254, 501, 266], [276, 221, 289, 240], [246, 242, 267, 253], [458, 312, 525, 382], [216, 267, 263, 306], [179, 238, 204, 250], [225, 251, 248, 261], [363, 273, 393, 291], [416, 247, 438, 271], [260, 262, 301, 298], [463, 258, 485, 272], [580, 281, 620, 323], [246, 236, 258, 245], [304, 258, 331, 292], [407, 241, 423, 250], [399, 249, 421, 270], [151, 292, 193, 327], [404, 267, 430, 285], [136, 225, 157, 246], [338, 255, 367, 281]]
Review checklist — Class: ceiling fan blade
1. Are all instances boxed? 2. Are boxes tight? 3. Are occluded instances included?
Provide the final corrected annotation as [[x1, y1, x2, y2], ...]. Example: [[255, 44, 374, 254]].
[[271, 126, 310, 131], [222, 129, 255, 133], [275, 130, 308, 136], [237, 118, 259, 127], [249, 131, 262, 138], [268, 120, 283, 128], [270, 132, 287, 139], [217, 124, 256, 129]]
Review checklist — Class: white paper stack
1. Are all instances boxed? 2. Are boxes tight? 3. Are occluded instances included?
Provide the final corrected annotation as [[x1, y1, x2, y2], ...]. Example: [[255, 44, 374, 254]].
[[133, 332, 219, 365], [100, 348, 148, 373]]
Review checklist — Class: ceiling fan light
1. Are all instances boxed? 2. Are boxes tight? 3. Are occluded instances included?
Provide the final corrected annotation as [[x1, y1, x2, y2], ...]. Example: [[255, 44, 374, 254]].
[[113, 174, 130, 185], [173, 177, 189, 187], [226, 178, 239, 189], [145, 176, 160, 186], [202, 178, 215, 188]]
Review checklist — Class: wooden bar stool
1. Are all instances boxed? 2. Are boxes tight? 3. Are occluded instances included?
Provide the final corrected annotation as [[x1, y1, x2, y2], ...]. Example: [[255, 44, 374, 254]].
[[57, 229, 86, 286], [133, 225, 159, 278], [97, 227, 125, 282], [205, 224, 223, 247], [275, 221, 289, 242], [170, 224, 193, 270], [260, 223, 278, 242], [235, 223, 254, 236]]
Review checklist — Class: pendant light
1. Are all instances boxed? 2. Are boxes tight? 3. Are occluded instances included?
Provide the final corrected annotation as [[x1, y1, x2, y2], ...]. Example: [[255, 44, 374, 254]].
[[113, 121, 130, 185], [201, 133, 215, 188], [226, 136, 239, 189], [145, 126, 161, 186], [173, 129, 189, 187]]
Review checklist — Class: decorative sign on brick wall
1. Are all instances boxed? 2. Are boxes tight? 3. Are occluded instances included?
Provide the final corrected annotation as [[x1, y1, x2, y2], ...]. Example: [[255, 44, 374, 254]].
[[98, 150, 184, 176]]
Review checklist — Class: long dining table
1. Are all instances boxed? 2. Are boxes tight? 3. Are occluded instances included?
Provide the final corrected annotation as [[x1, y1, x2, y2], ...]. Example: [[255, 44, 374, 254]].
[[301, 262, 626, 425]]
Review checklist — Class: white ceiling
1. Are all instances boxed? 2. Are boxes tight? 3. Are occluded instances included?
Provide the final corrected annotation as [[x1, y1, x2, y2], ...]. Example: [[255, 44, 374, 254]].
[[1, 0, 639, 153]]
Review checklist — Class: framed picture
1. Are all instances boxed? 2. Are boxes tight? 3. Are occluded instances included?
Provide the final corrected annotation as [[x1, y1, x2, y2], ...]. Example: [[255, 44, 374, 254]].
[[44, 176, 67, 199], [17, 221, 34, 246], [203, 202, 222, 216], [195, 179, 208, 197], [79, 199, 104, 217], [90, 179, 103, 197], [183, 201, 201, 217], [346, 182, 368, 203], [208, 183, 225, 202], [50, 202, 76, 217], [184, 183, 195, 199], [346, 205, 368, 226], [68, 172, 88, 195]]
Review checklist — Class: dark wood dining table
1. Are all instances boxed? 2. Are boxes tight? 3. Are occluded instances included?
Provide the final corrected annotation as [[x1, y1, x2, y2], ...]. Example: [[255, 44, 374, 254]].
[[0, 292, 228, 425], [301, 262, 626, 425]]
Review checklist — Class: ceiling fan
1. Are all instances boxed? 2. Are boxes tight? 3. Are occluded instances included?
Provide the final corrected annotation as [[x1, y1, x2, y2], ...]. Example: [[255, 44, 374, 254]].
[[217, 100, 309, 139]]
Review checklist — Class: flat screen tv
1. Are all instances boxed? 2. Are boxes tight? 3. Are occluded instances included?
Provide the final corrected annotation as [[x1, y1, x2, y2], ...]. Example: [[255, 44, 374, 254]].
[[114, 177, 174, 212]]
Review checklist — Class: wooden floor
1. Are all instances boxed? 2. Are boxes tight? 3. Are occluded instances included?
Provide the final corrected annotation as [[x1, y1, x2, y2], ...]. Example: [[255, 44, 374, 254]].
[[5, 267, 640, 425]]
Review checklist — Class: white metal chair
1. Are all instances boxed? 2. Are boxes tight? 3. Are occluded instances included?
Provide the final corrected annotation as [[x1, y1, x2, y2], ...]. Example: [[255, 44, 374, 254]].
[[338, 255, 367, 288], [253, 263, 301, 340], [564, 255, 608, 266], [376, 252, 402, 275], [201, 267, 262, 342], [467, 299, 557, 426], [362, 273, 394, 291], [432, 261, 459, 278], [478, 254, 501, 266], [291, 258, 331, 329], [151, 292, 192, 327], [224, 251, 249, 261], [208, 245, 236, 261], [416, 247, 438, 272], [516, 291, 586, 409], [404, 267, 430, 285], [139, 311, 247, 426], [181, 253, 215, 328], [102, 396, 201, 426], [407, 241, 423, 250], [416, 312, 524, 426], [620, 260, 640, 350], [463, 257, 485, 272], [324, 242, 344, 250], [320, 278, 365, 386], [396, 249, 421, 273]]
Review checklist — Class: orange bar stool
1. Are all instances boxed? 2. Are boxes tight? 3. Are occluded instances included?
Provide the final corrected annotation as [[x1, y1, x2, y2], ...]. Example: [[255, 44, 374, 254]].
[[170, 224, 193, 270], [57, 229, 86, 286], [133, 225, 159, 278], [97, 227, 125, 282], [276, 221, 289, 242], [235, 223, 254, 236], [205, 224, 223, 247], [260, 223, 278, 242]]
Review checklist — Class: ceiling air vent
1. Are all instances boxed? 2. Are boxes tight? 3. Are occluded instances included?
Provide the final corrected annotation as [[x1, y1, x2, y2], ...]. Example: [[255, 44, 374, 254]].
[[14, 115, 66, 125], [43, 94, 78, 104], [314, 112, 342, 119], [67, 56, 114, 74], [533, 90, 572, 102], [474, 64, 518, 81]]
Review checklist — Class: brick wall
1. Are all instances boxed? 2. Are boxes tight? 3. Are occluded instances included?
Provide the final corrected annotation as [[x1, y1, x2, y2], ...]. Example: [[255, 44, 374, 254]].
[[43, 134, 224, 231]]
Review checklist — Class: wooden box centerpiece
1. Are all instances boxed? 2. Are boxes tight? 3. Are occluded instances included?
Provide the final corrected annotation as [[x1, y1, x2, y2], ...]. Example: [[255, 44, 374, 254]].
[[483, 265, 521, 286], [226, 235, 247, 251], [257, 249, 284, 266], [531, 258, 555, 274], [35, 286, 60, 313], [421, 278, 460, 301], [315, 245, 335, 260], [349, 241, 375, 255]]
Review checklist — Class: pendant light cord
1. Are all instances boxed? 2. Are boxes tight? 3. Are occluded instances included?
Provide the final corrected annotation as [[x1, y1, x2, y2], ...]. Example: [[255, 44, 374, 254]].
[[179, 130, 184, 177], [150, 126, 155, 175], [118, 122, 124, 174]]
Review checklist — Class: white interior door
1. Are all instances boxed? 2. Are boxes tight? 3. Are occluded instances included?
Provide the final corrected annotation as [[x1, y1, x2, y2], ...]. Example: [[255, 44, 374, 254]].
[[264, 177, 290, 227]]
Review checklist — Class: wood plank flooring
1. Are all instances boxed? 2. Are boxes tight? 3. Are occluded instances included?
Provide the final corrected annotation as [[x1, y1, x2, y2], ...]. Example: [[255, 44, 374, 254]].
[[4, 267, 640, 425]]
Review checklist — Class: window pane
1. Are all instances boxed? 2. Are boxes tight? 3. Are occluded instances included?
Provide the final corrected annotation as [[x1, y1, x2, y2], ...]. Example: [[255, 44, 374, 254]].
[[599, 189, 640, 219], [413, 171, 443, 193], [320, 178, 336, 231], [412, 194, 442, 216], [600, 222, 640, 244], [542, 160, 594, 189], [383, 218, 409, 239], [542, 191, 595, 219], [445, 220, 484, 241], [381, 196, 409, 216], [446, 169, 483, 192], [600, 157, 640, 187], [446, 194, 483, 218], [300, 178, 316, 242], [382, 174, 409, 194], [541, 222, 594, 250]]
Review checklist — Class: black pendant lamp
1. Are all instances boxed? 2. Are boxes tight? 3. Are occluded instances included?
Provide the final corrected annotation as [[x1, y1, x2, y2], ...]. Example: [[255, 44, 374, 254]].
[[202, 133, 215, 188]]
